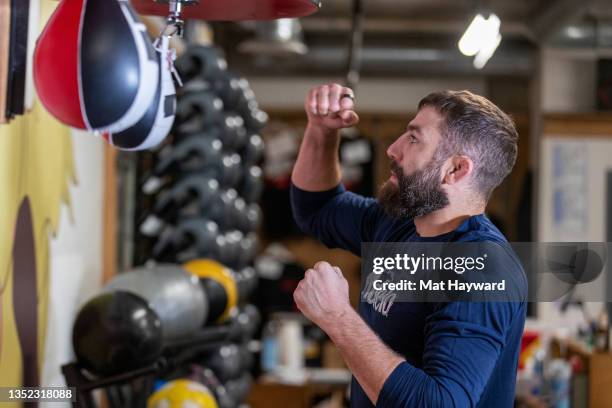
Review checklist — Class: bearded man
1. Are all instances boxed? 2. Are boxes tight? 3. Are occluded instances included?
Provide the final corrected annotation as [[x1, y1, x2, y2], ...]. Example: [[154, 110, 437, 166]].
[[290, 84, 527, 408]]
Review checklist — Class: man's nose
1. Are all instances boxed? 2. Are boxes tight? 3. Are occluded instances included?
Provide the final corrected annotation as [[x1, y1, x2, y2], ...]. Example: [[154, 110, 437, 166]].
[[386, 138, 403, 162]]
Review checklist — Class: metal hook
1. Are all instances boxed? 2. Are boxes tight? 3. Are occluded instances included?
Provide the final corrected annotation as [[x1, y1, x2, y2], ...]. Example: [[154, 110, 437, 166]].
[[157, 0, 188, 39], [161, 17, 183, 38]]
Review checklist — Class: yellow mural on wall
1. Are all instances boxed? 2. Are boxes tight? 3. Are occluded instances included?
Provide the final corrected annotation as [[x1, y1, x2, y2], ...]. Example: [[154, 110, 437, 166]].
[[0, 0, 75, 395]]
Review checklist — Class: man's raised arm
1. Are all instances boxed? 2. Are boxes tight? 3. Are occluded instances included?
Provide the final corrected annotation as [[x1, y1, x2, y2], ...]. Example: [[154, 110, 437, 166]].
[[291, 83, 358, 191]]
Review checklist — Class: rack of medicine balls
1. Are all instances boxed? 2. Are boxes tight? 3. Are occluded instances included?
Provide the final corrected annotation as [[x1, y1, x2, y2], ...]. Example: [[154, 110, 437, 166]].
[[62, 45, 266, 408]]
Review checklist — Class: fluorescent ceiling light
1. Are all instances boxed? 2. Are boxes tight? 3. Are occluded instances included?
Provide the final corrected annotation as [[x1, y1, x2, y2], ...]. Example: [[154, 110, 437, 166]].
[[458, 14, 487, 56], [473, 33, 501, 69], [458, 13, 502, 69]]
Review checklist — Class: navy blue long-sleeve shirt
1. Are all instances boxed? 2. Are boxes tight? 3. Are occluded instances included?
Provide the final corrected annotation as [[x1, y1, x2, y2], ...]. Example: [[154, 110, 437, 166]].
[[290, 183, 527, 408]]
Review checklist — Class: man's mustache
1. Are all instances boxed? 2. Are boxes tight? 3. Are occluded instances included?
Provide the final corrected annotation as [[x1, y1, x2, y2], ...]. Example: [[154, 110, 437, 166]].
[[390, 161, 403, 178]]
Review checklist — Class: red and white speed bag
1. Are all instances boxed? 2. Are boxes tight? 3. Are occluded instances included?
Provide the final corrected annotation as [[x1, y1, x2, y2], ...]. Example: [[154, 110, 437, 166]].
[[34, 0, 159, 133]]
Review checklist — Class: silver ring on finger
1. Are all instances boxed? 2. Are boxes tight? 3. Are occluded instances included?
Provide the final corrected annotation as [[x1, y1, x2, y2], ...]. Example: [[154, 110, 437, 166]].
[[341, 93, 355, 102]]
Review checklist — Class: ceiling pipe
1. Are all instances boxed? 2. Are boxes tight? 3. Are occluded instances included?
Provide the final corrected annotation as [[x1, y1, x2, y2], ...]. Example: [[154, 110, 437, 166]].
[[229, 43, 535, 77]]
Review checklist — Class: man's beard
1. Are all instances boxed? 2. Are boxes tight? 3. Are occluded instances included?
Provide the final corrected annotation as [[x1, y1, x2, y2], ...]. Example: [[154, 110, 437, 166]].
[[378, 157, 449, 219]]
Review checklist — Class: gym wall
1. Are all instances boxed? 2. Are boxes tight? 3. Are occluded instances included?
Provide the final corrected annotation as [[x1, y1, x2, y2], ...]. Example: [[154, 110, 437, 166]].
[[40, 131, 105, 398], [0, 101, 74, 394], [541, 48, 598, 114], [531, 46, 611, 330], [536, 121, 612, 333], [0, 2, 105, 407]]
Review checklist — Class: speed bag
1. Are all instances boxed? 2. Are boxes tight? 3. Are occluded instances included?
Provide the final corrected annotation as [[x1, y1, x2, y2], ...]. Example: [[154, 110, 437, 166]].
[[104, 37, 176, 151], [34, 0, 159, 133]]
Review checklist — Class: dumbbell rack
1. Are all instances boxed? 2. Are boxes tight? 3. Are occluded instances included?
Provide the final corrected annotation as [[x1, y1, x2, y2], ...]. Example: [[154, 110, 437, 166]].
[[132, 44, 265, 270], [62, 325, 233, 408], [97, 43, 265, 408]]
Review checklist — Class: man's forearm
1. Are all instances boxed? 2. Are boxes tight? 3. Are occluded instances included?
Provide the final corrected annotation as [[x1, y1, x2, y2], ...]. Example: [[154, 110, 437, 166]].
[[327, 306, 404, 405], [291, 124, 342, 191]]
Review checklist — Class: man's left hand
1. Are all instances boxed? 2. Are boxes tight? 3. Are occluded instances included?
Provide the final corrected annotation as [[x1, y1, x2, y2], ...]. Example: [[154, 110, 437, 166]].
[[293, 261, 351, 333]]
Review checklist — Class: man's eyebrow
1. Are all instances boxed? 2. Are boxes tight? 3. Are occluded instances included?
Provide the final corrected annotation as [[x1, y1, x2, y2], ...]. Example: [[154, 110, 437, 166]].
[[406, 124, 422, 135]]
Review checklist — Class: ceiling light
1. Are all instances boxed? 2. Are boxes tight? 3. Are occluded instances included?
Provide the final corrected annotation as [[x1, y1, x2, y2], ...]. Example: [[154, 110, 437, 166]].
[[565, 25, 586, 40], [239, 18, 308, 57], [458, 13, 502, 69]]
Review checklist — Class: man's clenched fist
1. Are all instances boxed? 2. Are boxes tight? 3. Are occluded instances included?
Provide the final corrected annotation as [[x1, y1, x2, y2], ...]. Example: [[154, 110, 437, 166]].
[[305, 83, 359, 131], [293, 261, 351, 333]]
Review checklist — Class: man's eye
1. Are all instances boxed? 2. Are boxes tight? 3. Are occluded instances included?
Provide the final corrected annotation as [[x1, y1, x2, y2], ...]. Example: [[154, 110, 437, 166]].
[[410, 135, 418, 143]]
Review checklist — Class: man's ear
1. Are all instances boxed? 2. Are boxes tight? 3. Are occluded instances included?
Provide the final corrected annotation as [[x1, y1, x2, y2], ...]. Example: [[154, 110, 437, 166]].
[[443, 155, 473, 185]]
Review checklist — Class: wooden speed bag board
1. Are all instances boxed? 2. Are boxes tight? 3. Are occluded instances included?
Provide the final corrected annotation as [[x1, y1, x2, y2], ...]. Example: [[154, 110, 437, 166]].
[[131, 0, 321, 21]]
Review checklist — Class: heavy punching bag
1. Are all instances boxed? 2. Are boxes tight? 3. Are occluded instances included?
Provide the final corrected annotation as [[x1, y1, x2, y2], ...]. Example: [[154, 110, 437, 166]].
[[105, 265, 208, 342], [34, 0, 159, 133]]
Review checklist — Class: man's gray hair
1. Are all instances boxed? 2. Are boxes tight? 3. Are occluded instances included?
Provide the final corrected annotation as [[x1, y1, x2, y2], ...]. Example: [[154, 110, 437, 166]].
[[418, 90, 518, 200]]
